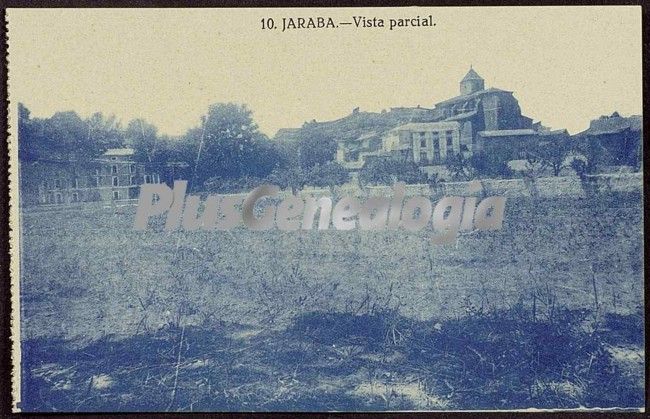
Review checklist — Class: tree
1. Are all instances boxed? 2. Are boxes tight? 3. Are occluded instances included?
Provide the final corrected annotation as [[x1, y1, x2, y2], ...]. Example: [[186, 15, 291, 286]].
[[445, 153, 477, 181], [304, 161, 349, 193], [266, 166, 306, 194], [190, 103, 280, 187], [18, 103, 39, 161], [42, 111, 93, 159], [17, 105, 127, 161], [469, 153, 513, 179], [518, 135, 572, 177], [446, 152, 512, 181], [538, 136, 572, 176], [250, 140, 286, 180], [86, 112, 125, 153], [359, 158, 425, 186], [297, 128, 338, 169], [570, 158, 588, 179], [127, 119, 159, 163], [573, 137, 606, 175]]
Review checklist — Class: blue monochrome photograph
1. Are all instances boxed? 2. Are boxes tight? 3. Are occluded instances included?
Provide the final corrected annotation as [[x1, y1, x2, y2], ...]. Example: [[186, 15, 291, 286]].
[[7, 6, 644, 413]]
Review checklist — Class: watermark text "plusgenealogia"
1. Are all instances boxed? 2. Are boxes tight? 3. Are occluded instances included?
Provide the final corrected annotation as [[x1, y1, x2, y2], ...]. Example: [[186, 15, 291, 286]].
[[134, 181, 506, 244]]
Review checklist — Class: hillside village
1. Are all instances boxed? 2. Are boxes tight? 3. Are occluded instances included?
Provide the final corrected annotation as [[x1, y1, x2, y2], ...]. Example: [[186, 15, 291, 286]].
[[18, 68, 642, 206], [275, 68, 642, 181]]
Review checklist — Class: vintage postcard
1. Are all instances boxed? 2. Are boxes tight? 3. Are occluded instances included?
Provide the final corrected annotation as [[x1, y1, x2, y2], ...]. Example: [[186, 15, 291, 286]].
[[7, 6, 644, 412]]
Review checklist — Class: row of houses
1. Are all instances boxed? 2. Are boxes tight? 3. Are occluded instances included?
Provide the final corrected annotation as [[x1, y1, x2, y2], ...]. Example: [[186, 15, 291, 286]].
[[333, 68, 641, 178]]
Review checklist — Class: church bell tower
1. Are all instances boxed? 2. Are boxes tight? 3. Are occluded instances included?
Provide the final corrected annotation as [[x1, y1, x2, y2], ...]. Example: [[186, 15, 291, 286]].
[[460, 66, 485, 96]]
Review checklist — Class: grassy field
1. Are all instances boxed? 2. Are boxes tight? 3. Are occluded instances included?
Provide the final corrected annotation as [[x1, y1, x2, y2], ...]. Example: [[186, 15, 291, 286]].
[[18, 192, 644, 411]]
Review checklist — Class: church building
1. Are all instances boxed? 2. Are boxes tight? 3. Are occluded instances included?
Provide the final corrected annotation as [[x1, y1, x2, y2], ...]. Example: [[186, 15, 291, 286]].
[[337, 67, 564, 177]]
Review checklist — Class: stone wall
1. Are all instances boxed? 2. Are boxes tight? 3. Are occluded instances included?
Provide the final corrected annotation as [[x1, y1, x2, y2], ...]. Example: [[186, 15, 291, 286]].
[[22, 173, 643, 213], [293, 173, 641, 200], [439, 173, 642, 198]]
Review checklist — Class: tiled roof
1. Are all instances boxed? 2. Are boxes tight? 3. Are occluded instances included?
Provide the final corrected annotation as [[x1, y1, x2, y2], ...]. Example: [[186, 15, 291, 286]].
[[434, 87, 510, 107], [479, 129, 537, 137], [461, 68, 483, 82], [445, 110, 479, 121], [541, 129, 569, 136], [103, 148, 135, 156], [473, 129, 567, 138], [356, 131, 380, 141], [395, 121, 460, 131]]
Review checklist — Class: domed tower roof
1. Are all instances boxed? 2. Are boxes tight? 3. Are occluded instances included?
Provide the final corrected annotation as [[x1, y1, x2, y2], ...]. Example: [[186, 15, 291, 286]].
[[460, 66, 485, 95], [461, 67, 483, 82]]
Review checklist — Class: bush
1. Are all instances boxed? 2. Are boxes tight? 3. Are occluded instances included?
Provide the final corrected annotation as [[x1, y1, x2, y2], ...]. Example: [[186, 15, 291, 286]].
[[304, 161, 349, 190], [359, 158, 426, 186], [203, 175, 264, 193]]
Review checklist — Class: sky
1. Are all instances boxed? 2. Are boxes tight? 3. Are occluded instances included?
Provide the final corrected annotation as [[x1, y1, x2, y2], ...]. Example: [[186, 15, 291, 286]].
[[7, 7, 642, 137]]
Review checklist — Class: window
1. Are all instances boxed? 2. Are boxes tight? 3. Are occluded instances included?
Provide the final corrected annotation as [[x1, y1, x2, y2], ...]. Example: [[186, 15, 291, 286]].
[[460, 144, 469, 152], [432, 138, 440, 151], [71, 193, 79, 202], [420, 151, 428, 162], [55, 193, 63, 204], [419, 132, 426, 147], [112, 176, 119, 187], [95, 176, 101, 187], [43, 181, 49, 189], [54, 179, 61, 188], [113, 191, 120, 200], [111, 165, 118, 174], [130, 176, 136, 185], [111, 156, 117, 161], [73, 178, 79, 189], [447, 136, 453, 147], [144, 175, 151, 184], [445, 130, 454, 144], [130, 164, 135, 174], [47, 193, 54, 204]]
